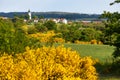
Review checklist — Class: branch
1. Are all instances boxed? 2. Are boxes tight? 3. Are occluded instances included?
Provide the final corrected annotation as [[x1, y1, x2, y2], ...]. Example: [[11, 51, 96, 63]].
[[110, 0, 120, 5]]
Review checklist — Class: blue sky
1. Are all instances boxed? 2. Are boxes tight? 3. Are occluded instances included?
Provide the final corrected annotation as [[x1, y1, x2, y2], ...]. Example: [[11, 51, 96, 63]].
[[0, 0, 120, 14]]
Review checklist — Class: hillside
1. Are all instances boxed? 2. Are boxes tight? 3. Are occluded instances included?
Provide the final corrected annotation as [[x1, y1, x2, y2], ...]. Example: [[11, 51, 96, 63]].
[[0, 12, 101, 20]]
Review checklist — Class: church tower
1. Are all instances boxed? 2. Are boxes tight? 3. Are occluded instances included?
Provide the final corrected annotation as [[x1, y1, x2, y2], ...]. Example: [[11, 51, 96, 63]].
[[28, 9, 32, 20]]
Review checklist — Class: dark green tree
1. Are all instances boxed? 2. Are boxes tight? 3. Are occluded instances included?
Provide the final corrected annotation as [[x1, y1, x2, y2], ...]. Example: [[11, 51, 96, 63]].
[[61, 25, 81, 42], [44, 20, 56, 30], [80, 28, 102, 41], [101, 12, 120, 45], [102, 1, 120, 58], [12, 17, 25, 28], [0, 19, 41, 54], [35, 22, 48, 32], [110, 0, 120, 5]]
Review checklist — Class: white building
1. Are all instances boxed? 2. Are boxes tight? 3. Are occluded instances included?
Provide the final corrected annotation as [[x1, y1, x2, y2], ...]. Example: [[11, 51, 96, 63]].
[[28, 9, 32, 20], [34, 19, 39, 23], [52, 18, 68, 24], [62, 18, 68, 24], [53, 19, 59, 23], [0, 17, 8, 19]]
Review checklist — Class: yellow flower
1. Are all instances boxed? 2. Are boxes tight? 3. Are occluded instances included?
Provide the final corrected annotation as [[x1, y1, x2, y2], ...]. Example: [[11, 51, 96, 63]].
[[0, 45, 98, 80]]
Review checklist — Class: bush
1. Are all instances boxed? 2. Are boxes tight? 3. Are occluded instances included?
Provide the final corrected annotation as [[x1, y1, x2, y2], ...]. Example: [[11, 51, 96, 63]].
[[0, 29, 33, 54], [44, 20, 56, 30], [0, 19, 28, 53], [29, 31, 56, 43], [27, 26, 38, 34], [74, 40, 90, 44], [110, 59, 120, 75], [74, 40, 103, 45], [0, 19, 41, 54], [12, 17, 25, 28], [0, 46, 98, 80], [53, 38, 65, 43], [80, 28, 102, 41], [91, 40, 97, 44], [35, 23, 48, 32]]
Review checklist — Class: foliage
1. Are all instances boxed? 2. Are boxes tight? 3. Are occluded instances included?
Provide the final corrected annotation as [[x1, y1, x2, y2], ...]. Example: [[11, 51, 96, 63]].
[[12, 17, 25, 28], [110, 58, 120, 75], [56, 24, 69, 32], [0, 46, 98, 80], [110, 0, 120, 5], [56, 23, 103, 43], [101, 1, 120, 75], [21, 25, 29, 34], [27, 25, 38, 34], [80, 28, 102, 41], [54, 38, 65, 43], [75, 40, 90, 44], [102, 11, 120, 58], [14, 13, 29, 20], [74, 40, 103, 45], [0, 19, 41, 54], [60, 25, 81, 42], [113, 35, 120, 58], [0, 18, 14, 28], [101, 0, 120, 57], [44, 20, 56, 30], [80, 22, 105, 31], [35, 22, 48, 32], [0, 28, 27, 53], [29, 31, 56, 43]]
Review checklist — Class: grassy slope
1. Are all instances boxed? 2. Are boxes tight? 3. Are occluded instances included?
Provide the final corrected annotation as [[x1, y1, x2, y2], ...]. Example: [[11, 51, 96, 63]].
[[63, 43, 115, 63], [55, 43, 120, 80]]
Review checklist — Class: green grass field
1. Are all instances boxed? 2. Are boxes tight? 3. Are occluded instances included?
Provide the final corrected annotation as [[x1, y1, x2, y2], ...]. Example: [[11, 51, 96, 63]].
[[55, 43, 120, 80], [63, 43, 115, 63]]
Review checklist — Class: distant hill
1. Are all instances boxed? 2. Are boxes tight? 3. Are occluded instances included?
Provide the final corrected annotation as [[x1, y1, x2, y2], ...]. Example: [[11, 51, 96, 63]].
[[0, 12, 101, 20]]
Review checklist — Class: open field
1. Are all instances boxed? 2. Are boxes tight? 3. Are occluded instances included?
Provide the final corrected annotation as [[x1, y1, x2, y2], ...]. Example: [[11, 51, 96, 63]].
[[55, 43, 120, 80], [56, 43, 115, 63]]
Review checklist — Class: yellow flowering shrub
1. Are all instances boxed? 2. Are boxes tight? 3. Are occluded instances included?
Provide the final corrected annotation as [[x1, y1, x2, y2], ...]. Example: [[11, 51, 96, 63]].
[[97, 41, 103, 45], [67, 41, 71, 44], [54, 38, 65, 43], [90, 40, 103, 45], [75, 40, 103, 45], [21, 25, 29, 34], [0, 46, 98, 80], [90, 40, 97, 44], [75, 40, 90, 44], [29, 31, 65, 43], [29, 31, 56, 42]]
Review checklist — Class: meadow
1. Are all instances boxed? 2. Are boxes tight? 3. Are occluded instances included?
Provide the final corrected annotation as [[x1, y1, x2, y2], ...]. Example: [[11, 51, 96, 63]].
[[63, 43, 115, 62], [55, 43, 120, 80]]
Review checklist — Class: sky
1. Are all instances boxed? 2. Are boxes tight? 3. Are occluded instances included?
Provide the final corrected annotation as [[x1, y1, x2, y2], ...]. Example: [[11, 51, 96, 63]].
[[0, 0, 120, 14]]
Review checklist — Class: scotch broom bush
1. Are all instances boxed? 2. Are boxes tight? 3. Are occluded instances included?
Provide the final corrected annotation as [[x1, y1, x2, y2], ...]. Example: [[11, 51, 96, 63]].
[[29, 31, 56, 43], [0, 46, 98, 80]]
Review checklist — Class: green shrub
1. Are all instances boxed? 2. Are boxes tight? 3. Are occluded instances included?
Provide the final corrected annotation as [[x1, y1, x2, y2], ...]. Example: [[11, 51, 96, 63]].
[[35, 22, 48, 32], [0, 19, 41, 54], [44, 20, 56, 30]]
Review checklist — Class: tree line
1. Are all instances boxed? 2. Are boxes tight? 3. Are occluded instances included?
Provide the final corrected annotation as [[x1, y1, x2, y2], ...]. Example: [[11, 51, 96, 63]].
[[0, 12, 100, 20]]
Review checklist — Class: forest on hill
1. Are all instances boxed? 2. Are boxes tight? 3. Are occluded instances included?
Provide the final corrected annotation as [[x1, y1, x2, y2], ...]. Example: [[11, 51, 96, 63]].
[[0, 12, 101, 20]]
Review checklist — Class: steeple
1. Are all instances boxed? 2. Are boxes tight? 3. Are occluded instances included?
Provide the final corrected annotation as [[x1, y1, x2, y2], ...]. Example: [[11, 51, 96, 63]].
[[28, 9, 32, 20]]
